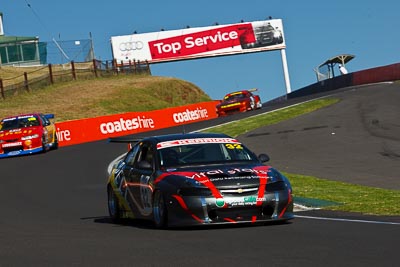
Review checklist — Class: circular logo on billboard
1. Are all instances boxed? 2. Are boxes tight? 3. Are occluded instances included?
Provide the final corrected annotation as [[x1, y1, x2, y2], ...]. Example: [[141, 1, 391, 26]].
[[119, 41, 144, 51]]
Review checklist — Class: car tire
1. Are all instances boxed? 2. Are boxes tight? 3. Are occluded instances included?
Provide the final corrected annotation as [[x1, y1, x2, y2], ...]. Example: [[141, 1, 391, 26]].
[[256, 100, 262, 109], [41, 136, 47, 153], [250, 100, 255, 110], [108, 186, 121, 222], [53, 134, 59, 150], [153, 190, 168, 229]]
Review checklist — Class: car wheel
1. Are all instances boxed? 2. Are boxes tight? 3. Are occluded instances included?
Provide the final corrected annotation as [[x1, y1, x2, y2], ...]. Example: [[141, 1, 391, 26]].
[[153, 190, 168, 229], [41, 136, 47, 153], [250, 101, 255, 110], [108, 186, 121, 221], [52, 134, 59, 150], [249, 97, 256, 110]]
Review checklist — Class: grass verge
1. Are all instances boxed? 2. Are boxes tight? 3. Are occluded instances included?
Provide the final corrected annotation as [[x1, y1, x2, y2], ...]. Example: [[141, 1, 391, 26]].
[[288, 173, 400, 215], [204, 98, 339, 137]]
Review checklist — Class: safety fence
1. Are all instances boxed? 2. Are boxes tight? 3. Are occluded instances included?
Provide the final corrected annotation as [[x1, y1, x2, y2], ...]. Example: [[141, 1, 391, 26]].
[[0, 59, 151, 99]]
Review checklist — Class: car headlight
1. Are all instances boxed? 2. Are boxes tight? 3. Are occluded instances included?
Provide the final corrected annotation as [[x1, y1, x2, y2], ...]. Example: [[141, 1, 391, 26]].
[[21, 134, 40, 140], [267, 168, 292, 190], [265, 181, 287, 192]]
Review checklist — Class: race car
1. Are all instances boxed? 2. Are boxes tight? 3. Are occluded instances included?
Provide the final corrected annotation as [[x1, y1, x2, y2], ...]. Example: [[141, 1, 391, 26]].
[[107, 132, 293, 228], [0, 113, 58, 158], [216, 88, 262, 116]]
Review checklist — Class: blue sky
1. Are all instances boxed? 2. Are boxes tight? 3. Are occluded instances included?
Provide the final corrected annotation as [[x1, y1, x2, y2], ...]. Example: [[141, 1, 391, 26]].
[[1, 0, 399, 102]]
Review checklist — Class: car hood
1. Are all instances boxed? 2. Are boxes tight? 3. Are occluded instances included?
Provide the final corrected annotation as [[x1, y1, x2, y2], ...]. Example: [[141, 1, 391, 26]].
[[158, 163, 285, 188], [217, 99, 242, 107], [0, 127, 41, 141]]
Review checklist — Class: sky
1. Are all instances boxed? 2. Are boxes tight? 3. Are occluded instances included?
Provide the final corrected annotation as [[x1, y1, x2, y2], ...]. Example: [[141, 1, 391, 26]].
[[1, 0, 399, 102]]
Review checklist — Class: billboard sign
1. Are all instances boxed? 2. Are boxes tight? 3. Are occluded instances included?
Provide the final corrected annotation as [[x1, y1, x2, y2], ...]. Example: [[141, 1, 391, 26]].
[[111, 19, 285, 64]]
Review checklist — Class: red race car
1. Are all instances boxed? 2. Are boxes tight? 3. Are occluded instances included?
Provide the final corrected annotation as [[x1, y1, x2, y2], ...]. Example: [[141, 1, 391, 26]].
[[216, 88, 262, 116], [0, 113, 58, 158]]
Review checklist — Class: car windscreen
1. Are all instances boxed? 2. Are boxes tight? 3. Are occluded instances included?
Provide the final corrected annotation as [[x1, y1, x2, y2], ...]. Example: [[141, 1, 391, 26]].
[[0, 116, 40, 130], [158, 138, 258, 167], [225, 93, 246, 101]]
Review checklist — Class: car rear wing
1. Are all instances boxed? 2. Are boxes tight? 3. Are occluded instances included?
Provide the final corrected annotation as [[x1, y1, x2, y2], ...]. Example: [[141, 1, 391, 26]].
[[44, 114, 55, 119], [108, 137, 142, 150]]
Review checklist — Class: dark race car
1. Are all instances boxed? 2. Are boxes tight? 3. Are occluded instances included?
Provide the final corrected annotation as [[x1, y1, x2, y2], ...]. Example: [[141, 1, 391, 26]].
[[107, 132, 293, 228], [0, 113, 58, 158], [216, 89, 262, 116]]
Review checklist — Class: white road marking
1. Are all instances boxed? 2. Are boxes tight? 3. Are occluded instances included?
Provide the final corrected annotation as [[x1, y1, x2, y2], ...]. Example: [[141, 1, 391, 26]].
[[295, 215, 400, 225]]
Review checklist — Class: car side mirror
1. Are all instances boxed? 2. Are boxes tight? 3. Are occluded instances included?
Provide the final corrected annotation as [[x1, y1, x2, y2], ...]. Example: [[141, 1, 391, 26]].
[[258, 153, 270, 163]]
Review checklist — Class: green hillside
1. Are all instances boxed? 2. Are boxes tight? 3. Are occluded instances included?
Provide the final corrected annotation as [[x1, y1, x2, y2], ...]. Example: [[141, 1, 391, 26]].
[[0, 73, 212, 121]]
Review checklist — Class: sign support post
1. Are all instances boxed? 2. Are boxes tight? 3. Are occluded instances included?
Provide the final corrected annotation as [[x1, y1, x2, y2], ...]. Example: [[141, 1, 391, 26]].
[[280, 49, 291, 94]]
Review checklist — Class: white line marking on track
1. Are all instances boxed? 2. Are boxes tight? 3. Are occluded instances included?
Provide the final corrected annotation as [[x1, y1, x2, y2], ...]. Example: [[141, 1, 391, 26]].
[[295, 215, 400, 225]]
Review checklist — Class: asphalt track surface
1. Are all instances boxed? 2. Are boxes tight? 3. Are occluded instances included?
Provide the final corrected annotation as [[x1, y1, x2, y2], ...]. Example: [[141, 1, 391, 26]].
[[0, 83, 399, 266], [239, 82, 400, 190]]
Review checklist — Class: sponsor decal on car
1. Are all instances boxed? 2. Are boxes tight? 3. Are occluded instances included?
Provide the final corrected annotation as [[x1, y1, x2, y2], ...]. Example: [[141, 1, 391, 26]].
[[0, 129, 34, 137], [2, 142, 22, 148], [7, 151, 21, 156], [215, 196, 268, 208], [215, 198, 225, 208], [188, 167, 269, 180], [244, 196, 267, 203], [157, 138, 240, 149]]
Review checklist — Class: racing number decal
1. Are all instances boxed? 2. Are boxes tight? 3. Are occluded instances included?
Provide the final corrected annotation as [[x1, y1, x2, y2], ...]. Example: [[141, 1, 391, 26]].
[[140, 174, 153, 214], [225, 143, 243, 150]]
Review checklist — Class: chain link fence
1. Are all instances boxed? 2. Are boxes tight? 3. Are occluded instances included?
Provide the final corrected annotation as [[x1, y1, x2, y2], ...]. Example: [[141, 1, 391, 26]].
[[44, 39, 95, 65], [0, 38, 94, 66]]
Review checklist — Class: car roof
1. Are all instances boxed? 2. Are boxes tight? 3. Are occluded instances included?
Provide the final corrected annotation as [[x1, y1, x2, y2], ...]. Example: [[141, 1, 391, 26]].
[[225, 90, 249, 96], [1, 113, 40, 121], [223, 89, 258, 98], [144, 132, 232, 143]]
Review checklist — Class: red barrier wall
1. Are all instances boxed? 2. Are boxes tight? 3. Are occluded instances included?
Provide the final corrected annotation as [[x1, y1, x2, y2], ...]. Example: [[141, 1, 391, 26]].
[[283, 62, 400, 101], [54, 101, 220, 147], [353, 63, 400, 85]]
